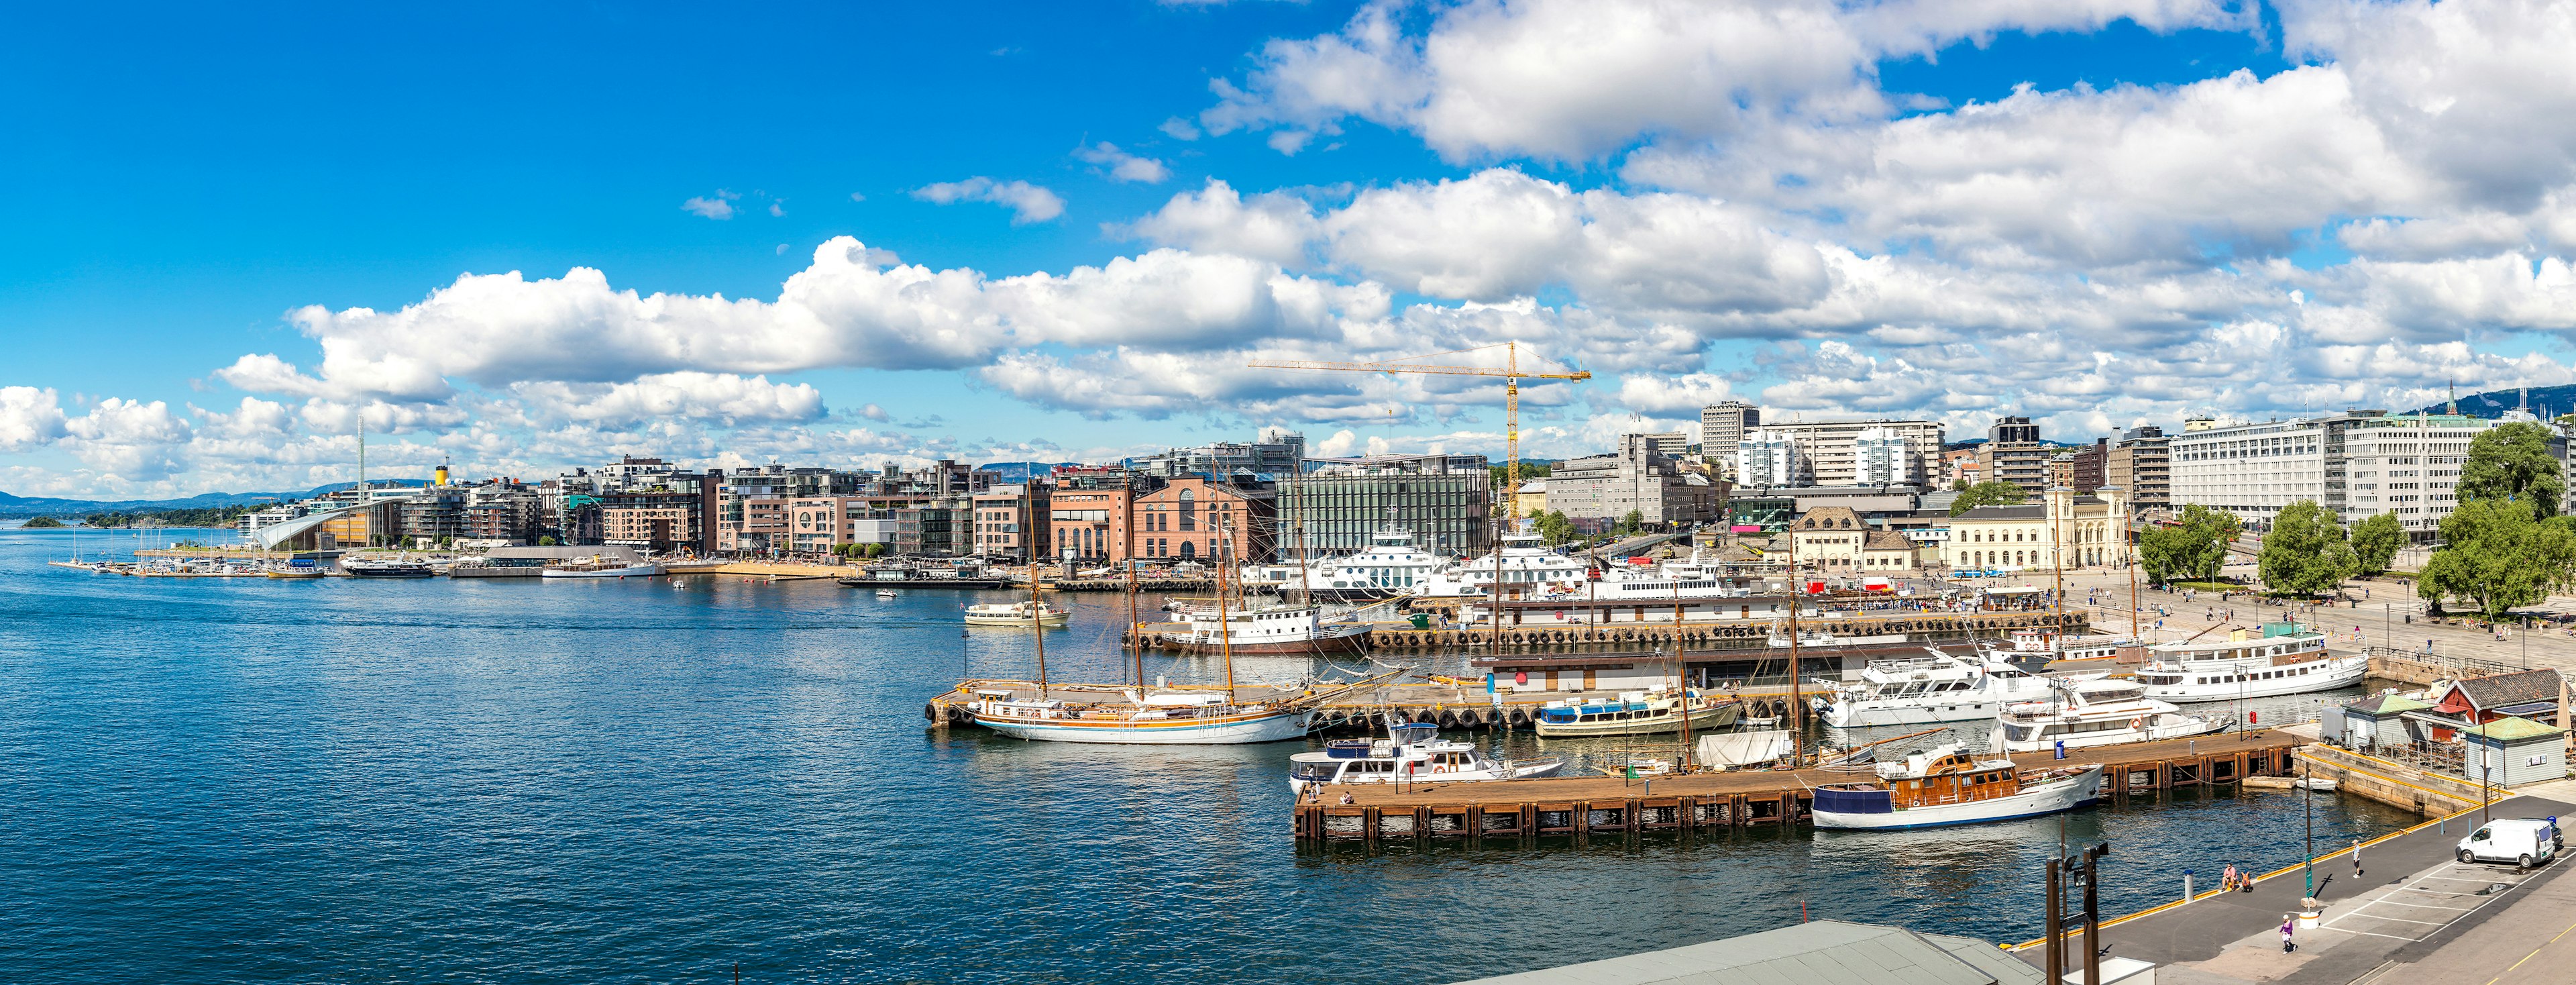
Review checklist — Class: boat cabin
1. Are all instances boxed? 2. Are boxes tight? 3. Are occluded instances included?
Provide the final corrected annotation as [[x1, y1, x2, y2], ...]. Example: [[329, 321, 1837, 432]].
[[1879, 751, 2024, 808]]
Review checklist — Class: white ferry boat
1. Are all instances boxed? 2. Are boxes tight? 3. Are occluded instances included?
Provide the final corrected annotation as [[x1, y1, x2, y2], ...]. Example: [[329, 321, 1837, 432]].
[[2133, 623, 2363, 703], [969, 688, 1309, 744], [1418, 533, 1590, 598], [1990, 679, 2224, 754], [1534, 688, 1741, 737], [963, 601, 1071, 627], [1238, 527, 1453, 600], [1812, 651, 2063, 729], [1161, 602, 1373, 656], [1813, 744, 2102, 831], [1287, 723, 1564, 792]]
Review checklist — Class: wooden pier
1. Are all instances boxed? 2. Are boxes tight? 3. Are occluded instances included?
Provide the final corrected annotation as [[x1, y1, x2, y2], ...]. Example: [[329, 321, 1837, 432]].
[[1291, 730, 2300, 843], [1120, 607, 2088, 654]]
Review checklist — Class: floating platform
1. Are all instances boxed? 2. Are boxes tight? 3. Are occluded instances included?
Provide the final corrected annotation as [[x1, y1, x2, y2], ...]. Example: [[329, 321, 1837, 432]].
[[1291, 730, 2300, 843]]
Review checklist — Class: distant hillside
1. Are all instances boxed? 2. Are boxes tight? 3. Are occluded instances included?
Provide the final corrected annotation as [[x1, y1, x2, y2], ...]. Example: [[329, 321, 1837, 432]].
[[0, 478, 429, 519], [2406, 384, 2576, 419]]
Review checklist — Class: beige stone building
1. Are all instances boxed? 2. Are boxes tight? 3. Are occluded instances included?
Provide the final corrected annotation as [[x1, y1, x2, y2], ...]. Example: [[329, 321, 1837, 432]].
[[1944, 486, 2129, 571], [1786, 507, 1921, 573]]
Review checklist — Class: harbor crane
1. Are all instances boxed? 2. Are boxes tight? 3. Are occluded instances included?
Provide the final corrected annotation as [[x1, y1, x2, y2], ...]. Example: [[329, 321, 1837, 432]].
[[1246, 342, 1591, 523]]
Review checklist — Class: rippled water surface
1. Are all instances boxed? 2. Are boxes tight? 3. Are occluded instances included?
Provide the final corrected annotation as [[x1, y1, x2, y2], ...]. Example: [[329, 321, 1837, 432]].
[[0, 529, 2420, 984]]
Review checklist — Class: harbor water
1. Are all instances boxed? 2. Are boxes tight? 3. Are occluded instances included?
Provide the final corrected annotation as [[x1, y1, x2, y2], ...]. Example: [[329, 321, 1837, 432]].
[[2, 528, 2422, 983]]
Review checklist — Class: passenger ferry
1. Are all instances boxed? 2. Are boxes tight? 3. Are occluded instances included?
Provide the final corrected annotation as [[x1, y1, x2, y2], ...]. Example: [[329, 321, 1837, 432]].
[[2133, 623, 2363, 703], [539, 555, 665, 578], [1813, 743, 2103, 831], [963, 601, 1071, 627], [1417, 533, 1590, 598], [1160, 602, 1373, 656], [1812, 651, 2063, 729], [969, 688, 1310, 744], [1286, 723, 1564, 792], [1534, 688, 1741, 737], [343, 555, 435, 578], [1990, 678, 2224, 754], [1237, 527, 1452, 600]]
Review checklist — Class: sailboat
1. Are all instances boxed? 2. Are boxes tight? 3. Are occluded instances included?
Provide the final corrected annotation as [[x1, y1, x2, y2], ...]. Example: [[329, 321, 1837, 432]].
[[967, 509, 1327, 744]]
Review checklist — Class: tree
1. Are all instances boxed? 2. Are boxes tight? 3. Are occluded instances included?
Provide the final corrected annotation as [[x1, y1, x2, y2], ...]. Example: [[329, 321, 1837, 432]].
[[2459, 421, 2566, 518], [1948, 480, 2028, 516], [2257, 500, 2358, 597], [536, 535, 559, 546], [2139, 504, 2241, 586], [1616, 509, 1646, 535], [1533, 509, 1578, 546], [2418, 498, 2576, 621], [2350, 513, 2404, 576], [1951, 478, 1970, 492], [21, 516, 66, 528]]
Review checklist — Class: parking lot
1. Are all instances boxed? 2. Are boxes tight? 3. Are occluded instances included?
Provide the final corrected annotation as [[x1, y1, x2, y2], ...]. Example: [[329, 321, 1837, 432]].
[[2318, 860, 2541, 942]]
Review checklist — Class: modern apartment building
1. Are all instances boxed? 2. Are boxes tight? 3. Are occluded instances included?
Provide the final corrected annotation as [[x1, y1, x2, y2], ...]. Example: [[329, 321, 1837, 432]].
[[1851, 427, 1919, 486], [1975, 418, 2052, 495], [1132, 426, 1306, 478], [1699, 401, 1760, 460], [1737, 429, 1802, 487], [2106, 425, 2171, 511], [1279, 454, 1491, 556], [1743, 418, 1943, 486], [1627, 431, 1689, 459], [2170, 410, 2542, 536]]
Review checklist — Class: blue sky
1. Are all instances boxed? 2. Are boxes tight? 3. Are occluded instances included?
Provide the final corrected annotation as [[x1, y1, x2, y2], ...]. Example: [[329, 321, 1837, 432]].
[[7, 1, 2575, 496]]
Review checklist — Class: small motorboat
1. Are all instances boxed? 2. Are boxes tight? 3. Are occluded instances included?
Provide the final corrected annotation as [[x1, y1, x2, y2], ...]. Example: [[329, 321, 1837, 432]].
[[1287, 723, 1564, 792], [876, 588, 900, 599], [2293, 776, 2339, 792], [1534, 688, 1741, 737]]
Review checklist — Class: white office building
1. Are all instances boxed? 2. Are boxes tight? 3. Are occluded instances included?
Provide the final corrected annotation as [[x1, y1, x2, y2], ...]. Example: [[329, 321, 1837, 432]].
[[1736, 430, 1804, 488], [1852, 427, 1918, 486], [2170, 409, 2538, 537]]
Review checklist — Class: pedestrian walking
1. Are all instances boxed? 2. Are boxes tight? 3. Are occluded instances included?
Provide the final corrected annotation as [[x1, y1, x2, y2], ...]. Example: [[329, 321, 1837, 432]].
[[2351, 838, 2363, 878], [2280, 917, 2296, 953]]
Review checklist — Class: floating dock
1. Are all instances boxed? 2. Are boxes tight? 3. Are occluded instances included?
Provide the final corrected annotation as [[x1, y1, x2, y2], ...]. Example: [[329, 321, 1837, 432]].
[[1290, 730, 2300, 843]]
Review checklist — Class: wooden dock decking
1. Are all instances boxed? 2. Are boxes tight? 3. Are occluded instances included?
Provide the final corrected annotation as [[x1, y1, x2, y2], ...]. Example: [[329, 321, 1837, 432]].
[[1291, 730, 2300, 843]]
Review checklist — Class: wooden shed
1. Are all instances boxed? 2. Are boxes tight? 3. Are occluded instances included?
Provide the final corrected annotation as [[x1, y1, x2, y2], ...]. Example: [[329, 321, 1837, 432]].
[[2337, 694, 2430, 752], [2462, 717, 2568, 788]]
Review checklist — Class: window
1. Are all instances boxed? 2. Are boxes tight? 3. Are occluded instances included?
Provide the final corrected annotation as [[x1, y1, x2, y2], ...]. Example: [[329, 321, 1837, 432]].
[[1179, 490, 1197, 531]]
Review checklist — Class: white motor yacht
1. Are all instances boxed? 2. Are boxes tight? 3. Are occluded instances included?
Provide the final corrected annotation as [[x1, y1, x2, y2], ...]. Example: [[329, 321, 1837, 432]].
[[1418, 533, 1591, 598], [1287, 723, 1564, 792], [2133, 623, 2364, 703], [1238, 527, 1454, 600], [1813, 650, 2064, 729], [1161, 602, 1373, 656], [1990, 678, 2224, 754]]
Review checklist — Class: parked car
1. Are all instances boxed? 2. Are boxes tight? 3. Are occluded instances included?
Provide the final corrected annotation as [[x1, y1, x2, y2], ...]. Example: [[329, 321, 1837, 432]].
[[2456, 818, 2563, 867]]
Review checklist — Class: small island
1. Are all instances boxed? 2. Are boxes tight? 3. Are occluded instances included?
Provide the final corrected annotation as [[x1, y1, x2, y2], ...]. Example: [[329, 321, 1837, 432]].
[[20, 516, 67, 528]]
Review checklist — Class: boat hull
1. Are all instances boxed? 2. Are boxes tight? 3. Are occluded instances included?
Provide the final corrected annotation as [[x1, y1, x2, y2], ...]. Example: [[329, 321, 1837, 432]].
[[1535, 701, 1740, 737], [345, 568, 433, 578], [1816, 766, 2103, 830], [1821, 698, 2017, 729], [541, 564, 665, 578], [970, 708, 1311, 744], [1287, 758, 1564, 794], [1166, 631, 1373, 656], [1992, 717, 2222, 754], [964, 615, 1071, 627]]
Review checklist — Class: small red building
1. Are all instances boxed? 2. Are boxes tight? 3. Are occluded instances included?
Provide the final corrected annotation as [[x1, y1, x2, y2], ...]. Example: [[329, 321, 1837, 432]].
[[2420, 670, 2563, 741]]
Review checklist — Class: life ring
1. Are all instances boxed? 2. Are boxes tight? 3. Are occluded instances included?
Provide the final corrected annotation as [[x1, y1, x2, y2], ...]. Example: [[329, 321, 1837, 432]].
[[2129, 717, 2143, 731]]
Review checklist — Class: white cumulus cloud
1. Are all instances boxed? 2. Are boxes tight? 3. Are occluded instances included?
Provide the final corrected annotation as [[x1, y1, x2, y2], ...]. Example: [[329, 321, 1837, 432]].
[[912, 176, 1067, 223]]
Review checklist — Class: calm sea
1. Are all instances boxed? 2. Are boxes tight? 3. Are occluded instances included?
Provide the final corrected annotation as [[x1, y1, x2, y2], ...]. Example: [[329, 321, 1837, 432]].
[[0, 527, 2418, 984]]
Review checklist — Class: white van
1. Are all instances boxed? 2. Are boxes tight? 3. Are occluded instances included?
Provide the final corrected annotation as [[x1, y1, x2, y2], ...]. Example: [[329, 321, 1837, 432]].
[[2456, 818, 2564, 867]]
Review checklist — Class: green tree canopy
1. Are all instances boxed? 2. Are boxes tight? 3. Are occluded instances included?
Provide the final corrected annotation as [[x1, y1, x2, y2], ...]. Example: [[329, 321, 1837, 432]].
[[2139, 504, 2241, 586], [1532, 509, 1578, 545], [1616, 508, 1646, 535], [20, 515, 66, 528], [2418, 498, 2576, 621], [2458, 421, 2566, 519], [2257, 500, 2358, 596], [2349, 513, 2404, 576], [1948, 480, 2029, 516]]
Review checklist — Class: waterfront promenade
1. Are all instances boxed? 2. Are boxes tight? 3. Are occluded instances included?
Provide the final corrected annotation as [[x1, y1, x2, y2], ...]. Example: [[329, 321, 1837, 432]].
[[2021, 791, 2576, 984]]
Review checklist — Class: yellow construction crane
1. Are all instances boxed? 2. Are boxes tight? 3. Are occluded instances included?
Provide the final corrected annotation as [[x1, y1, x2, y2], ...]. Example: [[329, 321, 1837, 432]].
[[1246, 342, 1591, 523]]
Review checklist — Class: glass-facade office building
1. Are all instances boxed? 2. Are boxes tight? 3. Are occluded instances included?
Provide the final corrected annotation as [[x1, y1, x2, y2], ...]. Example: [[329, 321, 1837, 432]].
[[1279, 455, 1492, 557]]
